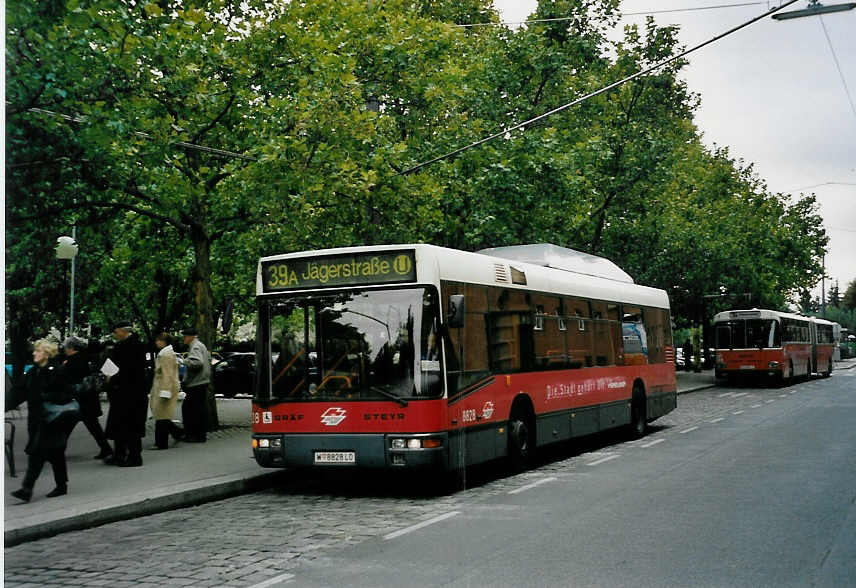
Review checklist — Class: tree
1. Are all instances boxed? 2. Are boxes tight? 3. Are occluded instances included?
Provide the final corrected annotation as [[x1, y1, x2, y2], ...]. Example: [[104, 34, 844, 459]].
[[844, 279, 856, 311]]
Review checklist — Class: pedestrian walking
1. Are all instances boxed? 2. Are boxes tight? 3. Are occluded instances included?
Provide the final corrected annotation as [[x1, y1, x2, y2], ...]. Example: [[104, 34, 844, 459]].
[[181, 327, 211, 443], [104, 321, 148, 467], [62, 336, 113, 460], [9, 339, 78, 502], [150, 333, 184, 449]]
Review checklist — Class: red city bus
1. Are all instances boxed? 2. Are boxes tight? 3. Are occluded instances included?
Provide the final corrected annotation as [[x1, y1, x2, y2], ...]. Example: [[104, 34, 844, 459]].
[[713, 309, 834, 385], [251, 244, 676, 473]]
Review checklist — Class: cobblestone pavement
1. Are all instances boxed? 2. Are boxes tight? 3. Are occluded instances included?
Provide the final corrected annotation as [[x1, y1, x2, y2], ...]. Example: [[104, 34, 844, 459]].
[[4, 375, 843, 587]]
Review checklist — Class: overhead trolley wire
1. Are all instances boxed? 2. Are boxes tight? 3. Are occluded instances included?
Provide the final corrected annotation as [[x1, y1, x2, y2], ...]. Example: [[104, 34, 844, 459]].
[[453, 2, 770, 28], [401, 0, 800, 176], [818, 15, 856, 122]]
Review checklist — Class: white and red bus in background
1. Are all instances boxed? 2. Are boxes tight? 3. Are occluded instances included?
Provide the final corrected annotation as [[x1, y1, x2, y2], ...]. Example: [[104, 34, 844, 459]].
[[251, 244, 676, 475], [713, 309, 834, 385]]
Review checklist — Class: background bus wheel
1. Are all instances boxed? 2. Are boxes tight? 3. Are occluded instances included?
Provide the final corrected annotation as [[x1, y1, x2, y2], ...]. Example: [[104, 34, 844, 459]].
[[508, 412, 534, 472], [630, 384, 647, 439]]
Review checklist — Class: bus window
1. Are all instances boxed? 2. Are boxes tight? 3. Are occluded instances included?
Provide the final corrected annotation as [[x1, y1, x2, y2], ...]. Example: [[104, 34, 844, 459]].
[[591, 300, 622, 366], [623, 306, 648, 365], [532, 295, 565, 369], [643, 307, 669, 364], [564, 297, 592, 367], [441, 282, 490, 392], [270, 305, 313, 399]]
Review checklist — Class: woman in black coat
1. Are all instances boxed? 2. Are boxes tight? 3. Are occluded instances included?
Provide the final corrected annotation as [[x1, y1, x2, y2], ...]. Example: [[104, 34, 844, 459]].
[[63, 336, 113, 459], [9, 339, 78, 502]]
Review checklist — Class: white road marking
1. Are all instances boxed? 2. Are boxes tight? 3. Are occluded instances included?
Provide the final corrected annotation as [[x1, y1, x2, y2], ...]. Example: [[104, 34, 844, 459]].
[[679, 426, 699, 434], [733, 410, 745, 415], [640, 438, 665, 448], [732, 392, 748, 398], [765, 399, 775, 404], [718, 392, 734, 397], [508, 476, 558, 495], [789, 391, 796, 394], [751, 404, 762, 408], [708, 417, 725, 423], [248, 573, 296, 588], [779, 394, 788, 398], [383, 511, 461, 540], [587, 455, 621, 466]]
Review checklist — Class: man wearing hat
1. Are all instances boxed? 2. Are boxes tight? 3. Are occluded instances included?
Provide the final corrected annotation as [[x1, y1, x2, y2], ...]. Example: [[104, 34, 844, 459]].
[[104, 321, 149, 466], [181, 327, 211, 442]]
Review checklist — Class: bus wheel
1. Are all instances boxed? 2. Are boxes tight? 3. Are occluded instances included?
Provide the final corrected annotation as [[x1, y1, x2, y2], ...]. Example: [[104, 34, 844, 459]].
[[823, 361, 833, 378], [508, 411, 534, 472], [630, 384, 647, 439]]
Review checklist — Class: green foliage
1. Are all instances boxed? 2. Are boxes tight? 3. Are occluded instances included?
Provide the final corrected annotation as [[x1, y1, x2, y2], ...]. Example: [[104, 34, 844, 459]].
[[6, 0, 829, 367]]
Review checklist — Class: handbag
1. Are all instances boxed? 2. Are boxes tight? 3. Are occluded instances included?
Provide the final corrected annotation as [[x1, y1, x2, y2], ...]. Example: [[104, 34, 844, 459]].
[[42, 399, 81, 424]]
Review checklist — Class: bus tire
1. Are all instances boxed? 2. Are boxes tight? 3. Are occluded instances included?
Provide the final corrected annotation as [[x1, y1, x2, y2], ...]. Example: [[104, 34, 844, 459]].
[[823, 361, 833, 378], [630, 383, 647, 439], [508, 406, 535, 473]]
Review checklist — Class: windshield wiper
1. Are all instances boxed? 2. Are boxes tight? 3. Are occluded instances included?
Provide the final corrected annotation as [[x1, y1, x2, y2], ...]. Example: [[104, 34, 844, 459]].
[[370, 386, 408, 407]]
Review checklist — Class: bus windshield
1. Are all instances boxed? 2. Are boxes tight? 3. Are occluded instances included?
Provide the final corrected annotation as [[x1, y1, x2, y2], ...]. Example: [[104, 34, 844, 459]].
[[715, 319, 780, 349], [261, 287, 442, 402]]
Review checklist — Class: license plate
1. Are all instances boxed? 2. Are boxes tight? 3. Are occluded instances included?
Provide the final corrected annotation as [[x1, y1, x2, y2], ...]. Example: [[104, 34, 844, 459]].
[[740, 365, 755, 370], [314, 451, 355, 465]]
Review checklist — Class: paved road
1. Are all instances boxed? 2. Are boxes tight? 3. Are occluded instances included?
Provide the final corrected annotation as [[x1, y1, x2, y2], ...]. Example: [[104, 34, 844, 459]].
[[5, 370, 856, 587]]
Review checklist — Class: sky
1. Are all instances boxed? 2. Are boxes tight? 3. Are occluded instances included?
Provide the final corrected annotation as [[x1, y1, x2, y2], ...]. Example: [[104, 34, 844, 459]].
[[492, 0, 856, 303]]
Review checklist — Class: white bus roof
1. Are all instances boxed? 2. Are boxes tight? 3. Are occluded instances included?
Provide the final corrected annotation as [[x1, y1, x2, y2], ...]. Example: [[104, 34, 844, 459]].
[[713, 309, 815, 323], [258, 244, 670, 309], [477, 243, 634, 284]]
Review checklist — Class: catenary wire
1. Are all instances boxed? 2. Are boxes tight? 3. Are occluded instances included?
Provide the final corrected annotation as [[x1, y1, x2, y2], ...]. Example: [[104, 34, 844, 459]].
[[453, 2, 770, 28], [818, 15, 856, 122], [401, 0, 799, 176]]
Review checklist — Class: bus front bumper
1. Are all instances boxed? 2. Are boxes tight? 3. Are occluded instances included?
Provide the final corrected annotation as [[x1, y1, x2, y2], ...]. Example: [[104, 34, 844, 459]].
[[253, 432, 448, 469]]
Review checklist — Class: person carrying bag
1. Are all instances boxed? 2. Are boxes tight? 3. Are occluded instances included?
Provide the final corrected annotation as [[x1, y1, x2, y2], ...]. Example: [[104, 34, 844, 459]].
[[9, 339, 78, 503]]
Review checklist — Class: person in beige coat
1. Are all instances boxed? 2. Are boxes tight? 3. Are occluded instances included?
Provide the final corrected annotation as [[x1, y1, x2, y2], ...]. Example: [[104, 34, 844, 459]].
[[150, 333, 184, 449]]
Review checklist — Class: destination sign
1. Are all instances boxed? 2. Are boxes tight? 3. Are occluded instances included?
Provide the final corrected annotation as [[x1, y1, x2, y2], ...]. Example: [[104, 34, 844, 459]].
[[262, 250, 416, 292]]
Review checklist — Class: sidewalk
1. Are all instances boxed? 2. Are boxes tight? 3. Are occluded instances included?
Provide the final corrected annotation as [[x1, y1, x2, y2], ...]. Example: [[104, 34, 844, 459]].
[[4, 397, 285, 547]]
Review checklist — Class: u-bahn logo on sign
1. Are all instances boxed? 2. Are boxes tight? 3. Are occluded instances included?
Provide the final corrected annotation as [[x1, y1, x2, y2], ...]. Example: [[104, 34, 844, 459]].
[[393, 254, 412, 275], [320, 407, 347, 426]]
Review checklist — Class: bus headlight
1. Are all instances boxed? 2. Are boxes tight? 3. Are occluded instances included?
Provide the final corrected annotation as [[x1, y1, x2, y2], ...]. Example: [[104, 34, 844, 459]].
[[768, 361, 780, 368], [390, 437, 443, 449]]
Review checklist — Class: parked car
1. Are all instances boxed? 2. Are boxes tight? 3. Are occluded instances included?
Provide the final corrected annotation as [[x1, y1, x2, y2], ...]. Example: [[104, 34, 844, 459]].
[[212, 352, 255, 398]]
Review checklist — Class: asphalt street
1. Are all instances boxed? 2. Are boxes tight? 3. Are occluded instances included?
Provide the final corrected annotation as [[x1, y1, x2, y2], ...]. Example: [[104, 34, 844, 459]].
[[4, 369, 856, 587]]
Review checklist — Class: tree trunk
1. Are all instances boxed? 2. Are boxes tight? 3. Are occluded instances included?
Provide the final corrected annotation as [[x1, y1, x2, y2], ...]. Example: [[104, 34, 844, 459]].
[[190, 224, 220, 431]]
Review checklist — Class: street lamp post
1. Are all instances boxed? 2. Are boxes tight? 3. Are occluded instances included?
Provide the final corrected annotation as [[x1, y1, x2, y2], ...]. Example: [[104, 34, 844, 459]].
[[56, 229, 79, 335]]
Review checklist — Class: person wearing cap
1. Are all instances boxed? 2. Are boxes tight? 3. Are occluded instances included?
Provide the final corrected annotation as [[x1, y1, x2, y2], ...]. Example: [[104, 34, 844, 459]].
[[104, 321, 148, 466], [181, 327, 211, 442], [62, 336, 113, 460]]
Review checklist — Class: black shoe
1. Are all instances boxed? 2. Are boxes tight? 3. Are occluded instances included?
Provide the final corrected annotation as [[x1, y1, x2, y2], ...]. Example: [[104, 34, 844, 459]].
[[103, 455, 124, 465], [46, 485, 67, 498], [94, 449, 114, 460], [11, 488, 32, 503], [118, 457, 143, 467]]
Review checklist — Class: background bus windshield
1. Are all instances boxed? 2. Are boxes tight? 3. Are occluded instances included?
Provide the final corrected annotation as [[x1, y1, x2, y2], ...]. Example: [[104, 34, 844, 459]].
[[715, 319, 780, 349], [264, 288, 441, 402]]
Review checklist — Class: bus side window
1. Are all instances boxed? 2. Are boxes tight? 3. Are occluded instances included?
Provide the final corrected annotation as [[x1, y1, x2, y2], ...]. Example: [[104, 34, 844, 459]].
[[564, 296, 592, 368], [441, 282, 490, 393]]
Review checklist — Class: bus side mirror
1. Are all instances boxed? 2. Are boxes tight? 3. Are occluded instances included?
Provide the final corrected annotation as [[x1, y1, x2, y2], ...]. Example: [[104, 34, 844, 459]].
[[447, 295, 465, 329]]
